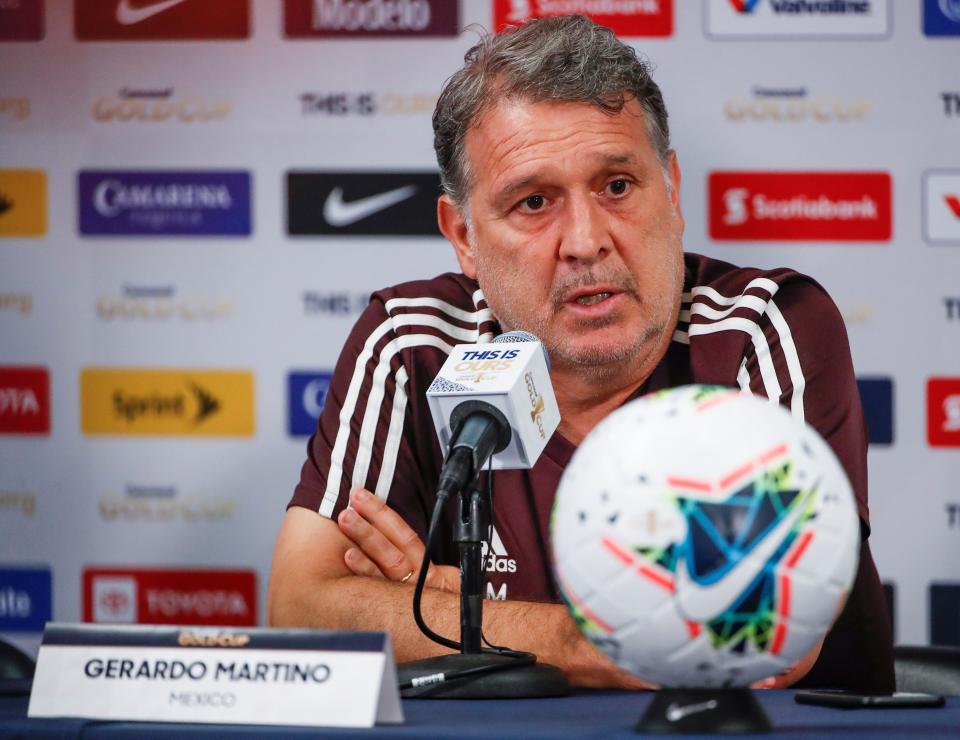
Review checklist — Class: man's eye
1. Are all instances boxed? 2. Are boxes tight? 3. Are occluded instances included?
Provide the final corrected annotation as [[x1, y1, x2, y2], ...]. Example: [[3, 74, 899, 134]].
[[522, 194, 545, 211], [607, 179, 629, 196]]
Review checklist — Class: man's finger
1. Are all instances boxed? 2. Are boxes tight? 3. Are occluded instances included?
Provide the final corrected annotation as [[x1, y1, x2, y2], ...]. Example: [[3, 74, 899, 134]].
[[343, 547, 385, 579], [337, 505, 414, 581], [349, 487, 427, 560]]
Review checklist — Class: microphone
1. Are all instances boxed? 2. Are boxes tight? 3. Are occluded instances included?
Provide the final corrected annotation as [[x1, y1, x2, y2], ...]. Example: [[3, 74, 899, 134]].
[[427, 331, 559, 498]]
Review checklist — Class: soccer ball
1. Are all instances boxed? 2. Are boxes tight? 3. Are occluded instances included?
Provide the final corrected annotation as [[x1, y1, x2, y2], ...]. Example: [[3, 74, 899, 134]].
[[551, 385, 860, 688]]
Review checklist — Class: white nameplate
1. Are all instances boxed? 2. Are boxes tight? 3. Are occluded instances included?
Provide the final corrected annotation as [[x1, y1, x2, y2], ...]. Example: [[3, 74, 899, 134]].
[[27, 623, 403, 728]]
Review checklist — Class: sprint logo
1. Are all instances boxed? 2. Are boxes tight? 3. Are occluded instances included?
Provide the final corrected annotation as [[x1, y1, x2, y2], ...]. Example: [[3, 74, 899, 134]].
[[81, 368, 254, 436]]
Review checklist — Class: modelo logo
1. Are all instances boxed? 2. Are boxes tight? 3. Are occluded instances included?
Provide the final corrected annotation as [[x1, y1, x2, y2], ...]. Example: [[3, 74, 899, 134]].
[[81, 368, 254, 436], [494, 0, 673, 36], [709, 171, 891, 241], [79, 171, 250, 236], [0, 568, 52, 632], [93, 88, 232, 123], [84, 568, 257, 626], [284, 0, 459, 37], [0, 366, 50, 435]]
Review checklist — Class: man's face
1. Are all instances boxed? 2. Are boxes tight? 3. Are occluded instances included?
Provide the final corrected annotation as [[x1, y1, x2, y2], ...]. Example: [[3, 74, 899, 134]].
[[442, 98, 685, 373]]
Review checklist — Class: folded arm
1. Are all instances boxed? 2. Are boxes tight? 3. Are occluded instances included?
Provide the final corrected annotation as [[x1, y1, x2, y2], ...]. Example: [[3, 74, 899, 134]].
[[267, 493, 649, 689]]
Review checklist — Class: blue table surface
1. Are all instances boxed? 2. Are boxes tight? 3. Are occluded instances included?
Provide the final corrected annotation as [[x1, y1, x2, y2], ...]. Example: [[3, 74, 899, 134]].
[[1, 688, 958, 739]]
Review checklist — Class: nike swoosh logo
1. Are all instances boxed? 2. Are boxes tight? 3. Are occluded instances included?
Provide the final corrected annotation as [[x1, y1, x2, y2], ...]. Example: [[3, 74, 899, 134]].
[[675, 487, 812, 622], [322, 185, 418, 227], [116, 0, 189, 26], [666, 700, 718, 722]]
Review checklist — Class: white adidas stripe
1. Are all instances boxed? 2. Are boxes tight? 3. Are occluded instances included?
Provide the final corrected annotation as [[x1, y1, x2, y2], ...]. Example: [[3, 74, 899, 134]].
[[320, 298, 492, 518]]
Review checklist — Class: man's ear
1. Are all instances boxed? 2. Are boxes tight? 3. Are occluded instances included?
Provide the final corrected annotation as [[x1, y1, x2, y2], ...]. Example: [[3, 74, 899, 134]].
[[438, 194, 477, 278], [667, 149, 684, 228]]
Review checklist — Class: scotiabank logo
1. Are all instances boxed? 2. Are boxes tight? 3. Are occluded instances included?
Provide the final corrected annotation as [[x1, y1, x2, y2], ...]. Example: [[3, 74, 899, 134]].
[[75, 0, 250, 41], [493, 0, 673, 36], [0, 366, 50, 435], [284, 0, 458, 37], [84, 568, 257, 626], [709, 171, 891, 241], [928, 378, 960, 448]]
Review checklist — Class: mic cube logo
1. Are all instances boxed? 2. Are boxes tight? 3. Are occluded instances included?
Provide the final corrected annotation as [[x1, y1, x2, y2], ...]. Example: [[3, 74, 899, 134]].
[[923, 171, 960, 244], [709, 172, 891, 241], [288, 370, 333, 436], [928, 378, 960, 447], [84, 568, 257, 626], [493, 0, 673, 36], [0, 366, 50, 435]]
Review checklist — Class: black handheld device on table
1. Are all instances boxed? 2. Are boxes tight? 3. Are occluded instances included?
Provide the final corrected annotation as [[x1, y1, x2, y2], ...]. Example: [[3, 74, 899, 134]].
[[795, 689, 945, 709]]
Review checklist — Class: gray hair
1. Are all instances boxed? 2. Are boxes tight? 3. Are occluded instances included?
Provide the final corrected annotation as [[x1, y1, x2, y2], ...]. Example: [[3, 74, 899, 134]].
[[433, 14, 671, 208]]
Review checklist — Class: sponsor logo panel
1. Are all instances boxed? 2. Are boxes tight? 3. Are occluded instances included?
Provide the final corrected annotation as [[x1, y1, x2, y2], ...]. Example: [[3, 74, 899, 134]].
[[943, 91, 960, 117], [78, 170, 251, 236], [299, 91, 437, 116], [80, 368, 255, 437], [927, 377, 960, 447], [75, 0, 250, 40], [93, 87, 233, 124], [705, 0, 890, 38], [0, 0, 44, 41], [0, 366, 50, 435], [99, 483, 237, 523], [924, 0, 960, 36], [947, 296, 960, 322], [708, 171, 891, 241], [856, 377, 893, 446], [287, 171, 442, 236], [83, 568, 257, 626], [724, 85, 871, 123], [0, 292, 33, 316], [97, 284, 234, 322], [0, 567, 51, 632], [303, 290, 369, 316], [930, 583, 960, 647], [923, 171, 960, 245], [0, 169, 46, 237], [0, 490, 36, 517], [288, 371, 332, 437], [0, 97, 30, 121], [881, 582, 895, 640], [493, 0, 673, 36], [284, 0, 458, 37]]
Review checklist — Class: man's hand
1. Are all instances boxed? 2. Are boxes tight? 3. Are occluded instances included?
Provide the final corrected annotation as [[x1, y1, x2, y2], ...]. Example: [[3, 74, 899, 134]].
[[337, 487, 460, 594]]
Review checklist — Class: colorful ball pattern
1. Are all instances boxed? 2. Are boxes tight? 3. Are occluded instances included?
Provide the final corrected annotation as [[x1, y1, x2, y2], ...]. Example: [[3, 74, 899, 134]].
[[551, 385, 860, 688]]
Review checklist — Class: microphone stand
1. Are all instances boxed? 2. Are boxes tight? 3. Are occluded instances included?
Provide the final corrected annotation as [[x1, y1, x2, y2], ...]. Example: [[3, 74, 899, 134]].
[[397, 481, 569, 699]]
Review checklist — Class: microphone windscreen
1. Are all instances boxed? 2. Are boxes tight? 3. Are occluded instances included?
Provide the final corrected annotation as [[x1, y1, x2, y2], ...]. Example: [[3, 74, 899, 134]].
[[492, 330, 550, 370]]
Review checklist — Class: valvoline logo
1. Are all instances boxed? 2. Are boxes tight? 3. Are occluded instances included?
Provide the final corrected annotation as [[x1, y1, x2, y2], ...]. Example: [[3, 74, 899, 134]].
[[730, 0, 761, 11]]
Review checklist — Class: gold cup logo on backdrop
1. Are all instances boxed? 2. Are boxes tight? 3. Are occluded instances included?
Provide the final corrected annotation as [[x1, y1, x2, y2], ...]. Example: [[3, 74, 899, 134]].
[[93, 88, 232, 123]]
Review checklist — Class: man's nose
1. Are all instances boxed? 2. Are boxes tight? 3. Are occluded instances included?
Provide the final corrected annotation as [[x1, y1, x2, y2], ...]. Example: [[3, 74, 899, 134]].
[[558, 192, 611, 263]]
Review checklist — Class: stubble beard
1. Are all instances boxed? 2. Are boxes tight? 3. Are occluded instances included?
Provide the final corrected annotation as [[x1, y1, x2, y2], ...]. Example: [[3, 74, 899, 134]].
[[472, 250, 675, 377]]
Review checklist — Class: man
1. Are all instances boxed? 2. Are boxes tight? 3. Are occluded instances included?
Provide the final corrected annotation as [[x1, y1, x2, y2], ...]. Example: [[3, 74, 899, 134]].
[[269, 15, 894, 692]]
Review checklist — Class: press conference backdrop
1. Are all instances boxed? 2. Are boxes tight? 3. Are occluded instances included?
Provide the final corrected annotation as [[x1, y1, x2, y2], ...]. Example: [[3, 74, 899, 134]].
[[1, 1, 958, 658]]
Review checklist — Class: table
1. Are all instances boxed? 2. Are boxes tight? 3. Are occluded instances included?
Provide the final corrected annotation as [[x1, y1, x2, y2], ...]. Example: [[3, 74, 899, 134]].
[[1, 688, 957, 738]]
